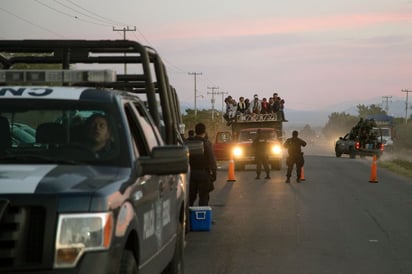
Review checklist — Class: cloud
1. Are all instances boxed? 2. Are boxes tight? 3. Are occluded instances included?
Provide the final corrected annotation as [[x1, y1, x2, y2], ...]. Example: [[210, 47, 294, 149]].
[[150, 11, 412, 41]]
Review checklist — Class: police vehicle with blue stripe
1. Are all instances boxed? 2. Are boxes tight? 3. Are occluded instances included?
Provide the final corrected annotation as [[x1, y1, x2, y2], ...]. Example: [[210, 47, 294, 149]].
[[0, 40, 189, 274]]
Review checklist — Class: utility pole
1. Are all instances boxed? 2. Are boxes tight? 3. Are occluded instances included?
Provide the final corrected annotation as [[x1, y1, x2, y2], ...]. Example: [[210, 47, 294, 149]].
[[207, 86, 219, 120], [401, 89, 411, 125], [217, 91, 228, 122], [113, 26, 136, 74], [381, 95, 392, 114], [188, 72, 202, 116]]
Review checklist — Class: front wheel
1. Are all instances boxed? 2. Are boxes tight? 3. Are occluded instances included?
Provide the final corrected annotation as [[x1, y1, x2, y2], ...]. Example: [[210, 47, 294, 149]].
[[335, 146, 342, 157], [349, 147, 356, 159], [119, 250, 138, 274]]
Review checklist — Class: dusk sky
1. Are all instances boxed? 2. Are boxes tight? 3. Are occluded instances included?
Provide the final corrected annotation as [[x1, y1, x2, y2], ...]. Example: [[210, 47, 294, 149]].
[[1, 0, 411, 114]]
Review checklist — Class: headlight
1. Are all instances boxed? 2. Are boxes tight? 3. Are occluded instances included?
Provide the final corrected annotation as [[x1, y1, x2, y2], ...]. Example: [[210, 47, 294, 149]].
[[232, 146, 243, 157], [271, 144, 282, 155], [55, 212, 113, 268]]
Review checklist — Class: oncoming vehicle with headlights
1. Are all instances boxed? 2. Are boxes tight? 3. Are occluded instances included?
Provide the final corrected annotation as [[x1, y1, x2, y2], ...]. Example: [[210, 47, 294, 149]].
[[232, 127, 283, 170], [0, 40, 189, 274], [214, 112, 285, 170]]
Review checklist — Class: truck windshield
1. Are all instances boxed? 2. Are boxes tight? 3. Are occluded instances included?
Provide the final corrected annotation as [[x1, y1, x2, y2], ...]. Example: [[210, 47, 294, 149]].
[[238, 130, 277, 141], [0, 100, 128, 166], [380, 128, 391, 137]]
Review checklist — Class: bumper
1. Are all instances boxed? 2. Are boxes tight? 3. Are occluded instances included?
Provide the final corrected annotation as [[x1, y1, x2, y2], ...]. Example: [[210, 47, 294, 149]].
[[234, 155, 282, 164], [5, 247, 123, 274]]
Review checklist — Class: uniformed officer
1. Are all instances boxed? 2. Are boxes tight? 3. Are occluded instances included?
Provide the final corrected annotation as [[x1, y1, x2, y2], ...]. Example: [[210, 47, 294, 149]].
[[283, 130, 307, 183], [252, 129, 270, 179], [86, 113, 114, 158], [188, 123, 217, 206]]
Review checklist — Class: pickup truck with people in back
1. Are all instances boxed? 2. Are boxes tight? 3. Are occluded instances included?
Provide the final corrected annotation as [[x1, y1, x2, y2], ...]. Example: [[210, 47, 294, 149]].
[[335, 118, 384, 159]]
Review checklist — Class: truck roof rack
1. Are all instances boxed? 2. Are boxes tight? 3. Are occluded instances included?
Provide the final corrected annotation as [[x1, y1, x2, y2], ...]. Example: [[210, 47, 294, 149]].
[[0, 39, 182, 145]]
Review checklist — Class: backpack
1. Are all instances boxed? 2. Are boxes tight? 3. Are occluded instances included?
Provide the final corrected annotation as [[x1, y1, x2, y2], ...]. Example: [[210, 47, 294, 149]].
[[184, 138, 204, 157]]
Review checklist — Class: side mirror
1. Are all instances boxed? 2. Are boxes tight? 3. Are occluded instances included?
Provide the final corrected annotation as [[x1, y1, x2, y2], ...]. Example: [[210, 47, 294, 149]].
[[138, 145, 189, 175]]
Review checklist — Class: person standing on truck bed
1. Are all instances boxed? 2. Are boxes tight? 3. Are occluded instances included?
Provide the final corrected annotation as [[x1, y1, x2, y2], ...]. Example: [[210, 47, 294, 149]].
[[253, 129, 271, 179], [283, 130, 307, 183], [188, 122, 217, 206], [237, 96, 247, 117], [250, 94, 262, 115]]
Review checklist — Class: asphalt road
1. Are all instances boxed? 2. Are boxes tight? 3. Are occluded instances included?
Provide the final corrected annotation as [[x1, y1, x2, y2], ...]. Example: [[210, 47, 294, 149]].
[[184, 142, 412, 274]]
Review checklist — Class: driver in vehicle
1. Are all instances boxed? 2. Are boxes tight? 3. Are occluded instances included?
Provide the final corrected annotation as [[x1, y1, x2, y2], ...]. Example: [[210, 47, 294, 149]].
[[86, 113, 113, 158]]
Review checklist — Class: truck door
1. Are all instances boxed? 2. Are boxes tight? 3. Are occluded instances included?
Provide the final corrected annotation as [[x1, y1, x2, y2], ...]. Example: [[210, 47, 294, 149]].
[[125, 102, 164, 264], [134, 103, 178, 255], [127, 102, 178, 265]]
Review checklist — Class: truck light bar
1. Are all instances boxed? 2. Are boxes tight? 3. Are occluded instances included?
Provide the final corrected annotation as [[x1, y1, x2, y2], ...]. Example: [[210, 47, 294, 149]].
[[0, 70, 116, 84]]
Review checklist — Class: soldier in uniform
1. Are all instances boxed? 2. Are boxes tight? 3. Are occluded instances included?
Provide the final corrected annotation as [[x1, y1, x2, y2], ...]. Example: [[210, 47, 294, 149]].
[[188, 122, 217, 206], [252, 129, 271, 179], [283, 130, 307, 183]]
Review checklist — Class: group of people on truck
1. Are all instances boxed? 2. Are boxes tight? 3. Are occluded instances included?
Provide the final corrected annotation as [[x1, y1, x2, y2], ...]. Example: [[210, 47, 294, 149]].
[[223, 92, 287, 125], [349, 118, 379, 148]]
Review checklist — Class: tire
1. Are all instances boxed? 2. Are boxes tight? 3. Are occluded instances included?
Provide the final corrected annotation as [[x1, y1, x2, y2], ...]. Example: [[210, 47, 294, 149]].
[[119, 250, 138, 274], [335, 146, 342, 157], [162, 222, 185, 274], [349, 147, 356, 159]]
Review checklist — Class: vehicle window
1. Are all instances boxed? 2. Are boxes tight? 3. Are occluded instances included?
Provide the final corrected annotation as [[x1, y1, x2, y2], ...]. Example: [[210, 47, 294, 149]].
[[125, 103, 148, 156], [239, 131, 254, 141], [216, 132, 232, 143], [380, 128, 390, 137], [0, 100, 126, 166], [239, 130, 276, 141], [124, 101, 162, 157], [132, 102, 163, 146]]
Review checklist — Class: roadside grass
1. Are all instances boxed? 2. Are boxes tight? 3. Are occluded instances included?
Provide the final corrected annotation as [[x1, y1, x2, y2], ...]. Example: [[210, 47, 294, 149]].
[[379, 158, 412, 178]]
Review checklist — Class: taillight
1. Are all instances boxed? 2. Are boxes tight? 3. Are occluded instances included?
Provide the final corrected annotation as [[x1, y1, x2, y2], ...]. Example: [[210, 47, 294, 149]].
[[355, 142, 360, 150]]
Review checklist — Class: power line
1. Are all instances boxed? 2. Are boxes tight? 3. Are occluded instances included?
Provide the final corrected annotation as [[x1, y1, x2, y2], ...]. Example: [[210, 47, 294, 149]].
[[34, 0, 111, 27], [53, 0, 112, 26], [10, 1, 221, 96], [62, 1, 150, 43], [65, 0, 125, 26], [0, 6, 65, 38], [46, 1, 219, 89]]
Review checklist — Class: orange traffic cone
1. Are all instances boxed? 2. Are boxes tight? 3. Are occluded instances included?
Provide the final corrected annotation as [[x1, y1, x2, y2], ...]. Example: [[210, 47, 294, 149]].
[[369, 155, 378, 183], [300, 166, 306, 181], [227, 154, 236, 182]]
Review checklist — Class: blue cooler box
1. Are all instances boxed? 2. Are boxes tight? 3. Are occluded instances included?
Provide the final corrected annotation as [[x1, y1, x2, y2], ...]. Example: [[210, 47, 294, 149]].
[[189, 206, 212, 231]]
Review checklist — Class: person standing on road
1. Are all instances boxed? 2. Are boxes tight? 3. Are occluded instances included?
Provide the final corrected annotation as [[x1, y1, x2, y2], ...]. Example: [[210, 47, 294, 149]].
[[252, 129, 271, 179], [188, 122, 217, 206], [283, 130, 307, 183]]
